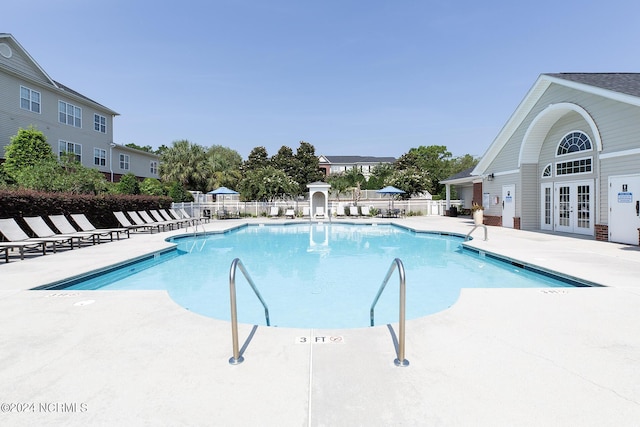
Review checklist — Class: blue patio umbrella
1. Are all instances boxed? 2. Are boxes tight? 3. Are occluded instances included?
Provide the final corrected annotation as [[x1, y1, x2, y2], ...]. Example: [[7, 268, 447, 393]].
[[376, 186, 405, 209], [207, 186, 239, 209]]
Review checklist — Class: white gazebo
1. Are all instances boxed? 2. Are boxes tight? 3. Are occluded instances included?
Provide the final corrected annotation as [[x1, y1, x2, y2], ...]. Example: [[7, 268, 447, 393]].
[[306, 181, 331, 219]]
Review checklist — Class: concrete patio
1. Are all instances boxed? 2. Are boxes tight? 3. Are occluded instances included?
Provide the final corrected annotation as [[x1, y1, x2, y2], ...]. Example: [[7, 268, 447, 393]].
[[1, 216, 639, 426]]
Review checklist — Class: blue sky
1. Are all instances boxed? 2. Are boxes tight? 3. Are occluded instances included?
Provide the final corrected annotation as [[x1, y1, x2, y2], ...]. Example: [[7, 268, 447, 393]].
[[4, 0, 640, 160]]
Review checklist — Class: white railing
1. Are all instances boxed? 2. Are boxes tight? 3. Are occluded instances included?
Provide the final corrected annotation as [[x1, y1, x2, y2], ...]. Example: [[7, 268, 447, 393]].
[[172, 199, 461, 219]]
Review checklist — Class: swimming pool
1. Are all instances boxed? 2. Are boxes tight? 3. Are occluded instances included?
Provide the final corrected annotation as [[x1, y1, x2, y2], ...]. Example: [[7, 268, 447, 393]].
[[54, 223, 585, 329]]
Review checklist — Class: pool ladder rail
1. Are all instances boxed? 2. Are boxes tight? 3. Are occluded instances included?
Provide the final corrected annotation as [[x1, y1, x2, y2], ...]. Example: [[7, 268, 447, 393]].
[[228, 258, 270, 365], [465, 224, 488, 241], [370, 258, 409, 367], [228, 257, 409, 367]]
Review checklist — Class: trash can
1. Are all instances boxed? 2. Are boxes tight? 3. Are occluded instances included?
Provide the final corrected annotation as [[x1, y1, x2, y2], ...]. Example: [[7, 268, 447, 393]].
[[449, 206, 458, 217]]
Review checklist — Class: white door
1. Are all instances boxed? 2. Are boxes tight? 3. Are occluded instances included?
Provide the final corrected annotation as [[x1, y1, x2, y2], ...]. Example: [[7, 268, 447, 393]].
[[554, 180, 593, 235], [609, 175, 640, 244], [540, 183, 553, 231], [502, 185, 515, 228]]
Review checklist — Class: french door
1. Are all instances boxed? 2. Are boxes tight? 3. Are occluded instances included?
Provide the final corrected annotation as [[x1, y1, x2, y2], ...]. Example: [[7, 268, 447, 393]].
[[553, 180, 593, 235]]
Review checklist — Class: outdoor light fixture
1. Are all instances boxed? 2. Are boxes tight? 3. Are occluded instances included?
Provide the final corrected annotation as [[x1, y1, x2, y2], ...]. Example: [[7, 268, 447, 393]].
[[487, 173, 495, 181]]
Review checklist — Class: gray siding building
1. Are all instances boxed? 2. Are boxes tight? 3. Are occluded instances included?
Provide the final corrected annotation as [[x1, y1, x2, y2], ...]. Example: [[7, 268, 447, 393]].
[[0, 33, 159, 182], [466, 73, 640, 244]]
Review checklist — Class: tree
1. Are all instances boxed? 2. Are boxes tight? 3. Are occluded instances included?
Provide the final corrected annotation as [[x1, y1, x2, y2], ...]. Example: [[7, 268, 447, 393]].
[[3, 126, 56, 178], [125, 143, 154, 153], [140, 178, 166, 196], [159, 140, 208, 192], [116, 173, 140, 195], [366, 163, 394, 190], [326, 174, 350, 200], [168, 182, 194, 202], [242, 146, 270, 173], [293, 141, 323, 195], [238, 166, 298, 202], [388, 168, 431, 199], [271, 145, 300, 180], [205, 145, 243, 191], [395, 145, 452, 196]]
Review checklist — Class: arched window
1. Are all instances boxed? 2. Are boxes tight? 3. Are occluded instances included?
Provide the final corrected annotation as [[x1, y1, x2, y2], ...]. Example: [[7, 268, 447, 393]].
[[542, 164, 552, 178], [557, 131, 592, 156]]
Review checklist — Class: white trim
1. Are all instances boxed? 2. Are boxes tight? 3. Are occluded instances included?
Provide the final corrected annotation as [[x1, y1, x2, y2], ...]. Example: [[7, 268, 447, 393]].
[[599, 147, 640, 159], [0, 34, 58, 88], [555, 156, 593, 176], [519, 103, 602, 166], [555, 130, 594, 157], [544, 74, 640, 108], [473, 74, 637, 174], [493, 169, 520, 177]]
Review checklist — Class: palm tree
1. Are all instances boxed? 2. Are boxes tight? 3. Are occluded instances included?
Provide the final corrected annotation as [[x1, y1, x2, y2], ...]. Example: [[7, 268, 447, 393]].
[[160, 140, 208, 191]]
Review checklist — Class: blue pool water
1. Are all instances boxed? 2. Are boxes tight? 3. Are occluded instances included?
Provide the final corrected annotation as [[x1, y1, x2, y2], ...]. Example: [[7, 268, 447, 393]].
[[61, 223, 579, 329]]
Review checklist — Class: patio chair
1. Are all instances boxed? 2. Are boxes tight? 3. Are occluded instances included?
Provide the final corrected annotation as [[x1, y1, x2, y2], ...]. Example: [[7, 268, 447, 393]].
[[285, 208, 295, 219], [349, 206, 360, 218], [70, 214, 130, 240], [113, 212, 157, 233], [0, 218, 53, 262], [315, 207, 325, 218], [143, 210, 176, 230], [335, 205, 346, 217], [175, 208, 206, 232], [158, 209, 188, 228], [23, 216, 85, 249], [177, 208, 207, 226], [48, 214, 105, 245], [302, 207, 311, 218], [269, 206, 279, 218], [128, 211, 165, 233]]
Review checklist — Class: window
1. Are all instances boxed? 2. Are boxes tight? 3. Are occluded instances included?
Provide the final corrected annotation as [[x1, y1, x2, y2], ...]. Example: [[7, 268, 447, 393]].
[[94, 114, 106, 133], [94, 148, 106, 166], [59, 140, 82, 162], [542, 164, 552, 178], [119, 154, 130, 170], [59, 100, 82, 127], [20, 86, 41, 113], [556, 157, 592, 176], [557, 131, 592, 156], [150, 161, 158, 175]]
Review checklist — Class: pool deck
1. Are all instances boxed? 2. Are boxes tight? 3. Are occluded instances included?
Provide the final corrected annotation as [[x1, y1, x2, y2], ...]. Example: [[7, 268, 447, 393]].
[[1, 216, 640, 426]]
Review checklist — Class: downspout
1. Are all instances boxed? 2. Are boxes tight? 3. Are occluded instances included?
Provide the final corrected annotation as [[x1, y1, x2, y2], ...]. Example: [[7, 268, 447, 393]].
[[109, 142, 116, 182]]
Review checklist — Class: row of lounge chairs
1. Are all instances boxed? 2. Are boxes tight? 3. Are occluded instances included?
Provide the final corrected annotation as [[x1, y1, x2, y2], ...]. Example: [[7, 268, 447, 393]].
[[113, 209, 204, 233], [0, 214, 129, 263], [0, 209, 205, 263]]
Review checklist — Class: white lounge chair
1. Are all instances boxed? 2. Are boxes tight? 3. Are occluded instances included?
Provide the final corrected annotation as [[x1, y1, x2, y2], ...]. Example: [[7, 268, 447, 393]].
[[49, 214, 105, 244], [315, 207, 325, 218], [0, 218, 54, 261], [335, 205, 346, 217], [127, 211, 165, 233], [349, 206, 360, 218], [302, 207, 311, 218], [114, 211, 156, 233], [269, 206, 279, 218], [285, 208, 295, 219], [70, 213, 129, 240], [23, 216, 84, 249]]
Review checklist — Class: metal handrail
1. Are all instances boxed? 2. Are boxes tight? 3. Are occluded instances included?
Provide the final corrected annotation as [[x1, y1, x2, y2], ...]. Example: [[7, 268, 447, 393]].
[[464, 224, 488, 241], [228, 258, 270, 365], [370, 258, 409, 367]]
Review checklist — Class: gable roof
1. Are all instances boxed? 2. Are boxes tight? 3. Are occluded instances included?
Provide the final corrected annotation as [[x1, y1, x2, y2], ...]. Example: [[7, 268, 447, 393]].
[[320, 155, 396, 164], [441, 166, 476, 184], [0, 33, 118, 115], [547, 73, 640, 98], [473, 73, 640, 175]]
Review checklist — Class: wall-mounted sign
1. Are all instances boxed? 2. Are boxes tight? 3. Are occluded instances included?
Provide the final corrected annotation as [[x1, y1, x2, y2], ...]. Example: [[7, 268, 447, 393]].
[[618, 192, 633, 203]]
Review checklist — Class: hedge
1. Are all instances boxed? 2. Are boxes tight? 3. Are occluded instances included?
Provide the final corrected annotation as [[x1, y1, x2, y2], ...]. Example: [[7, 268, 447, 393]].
[[0, 190, 172, 229]]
